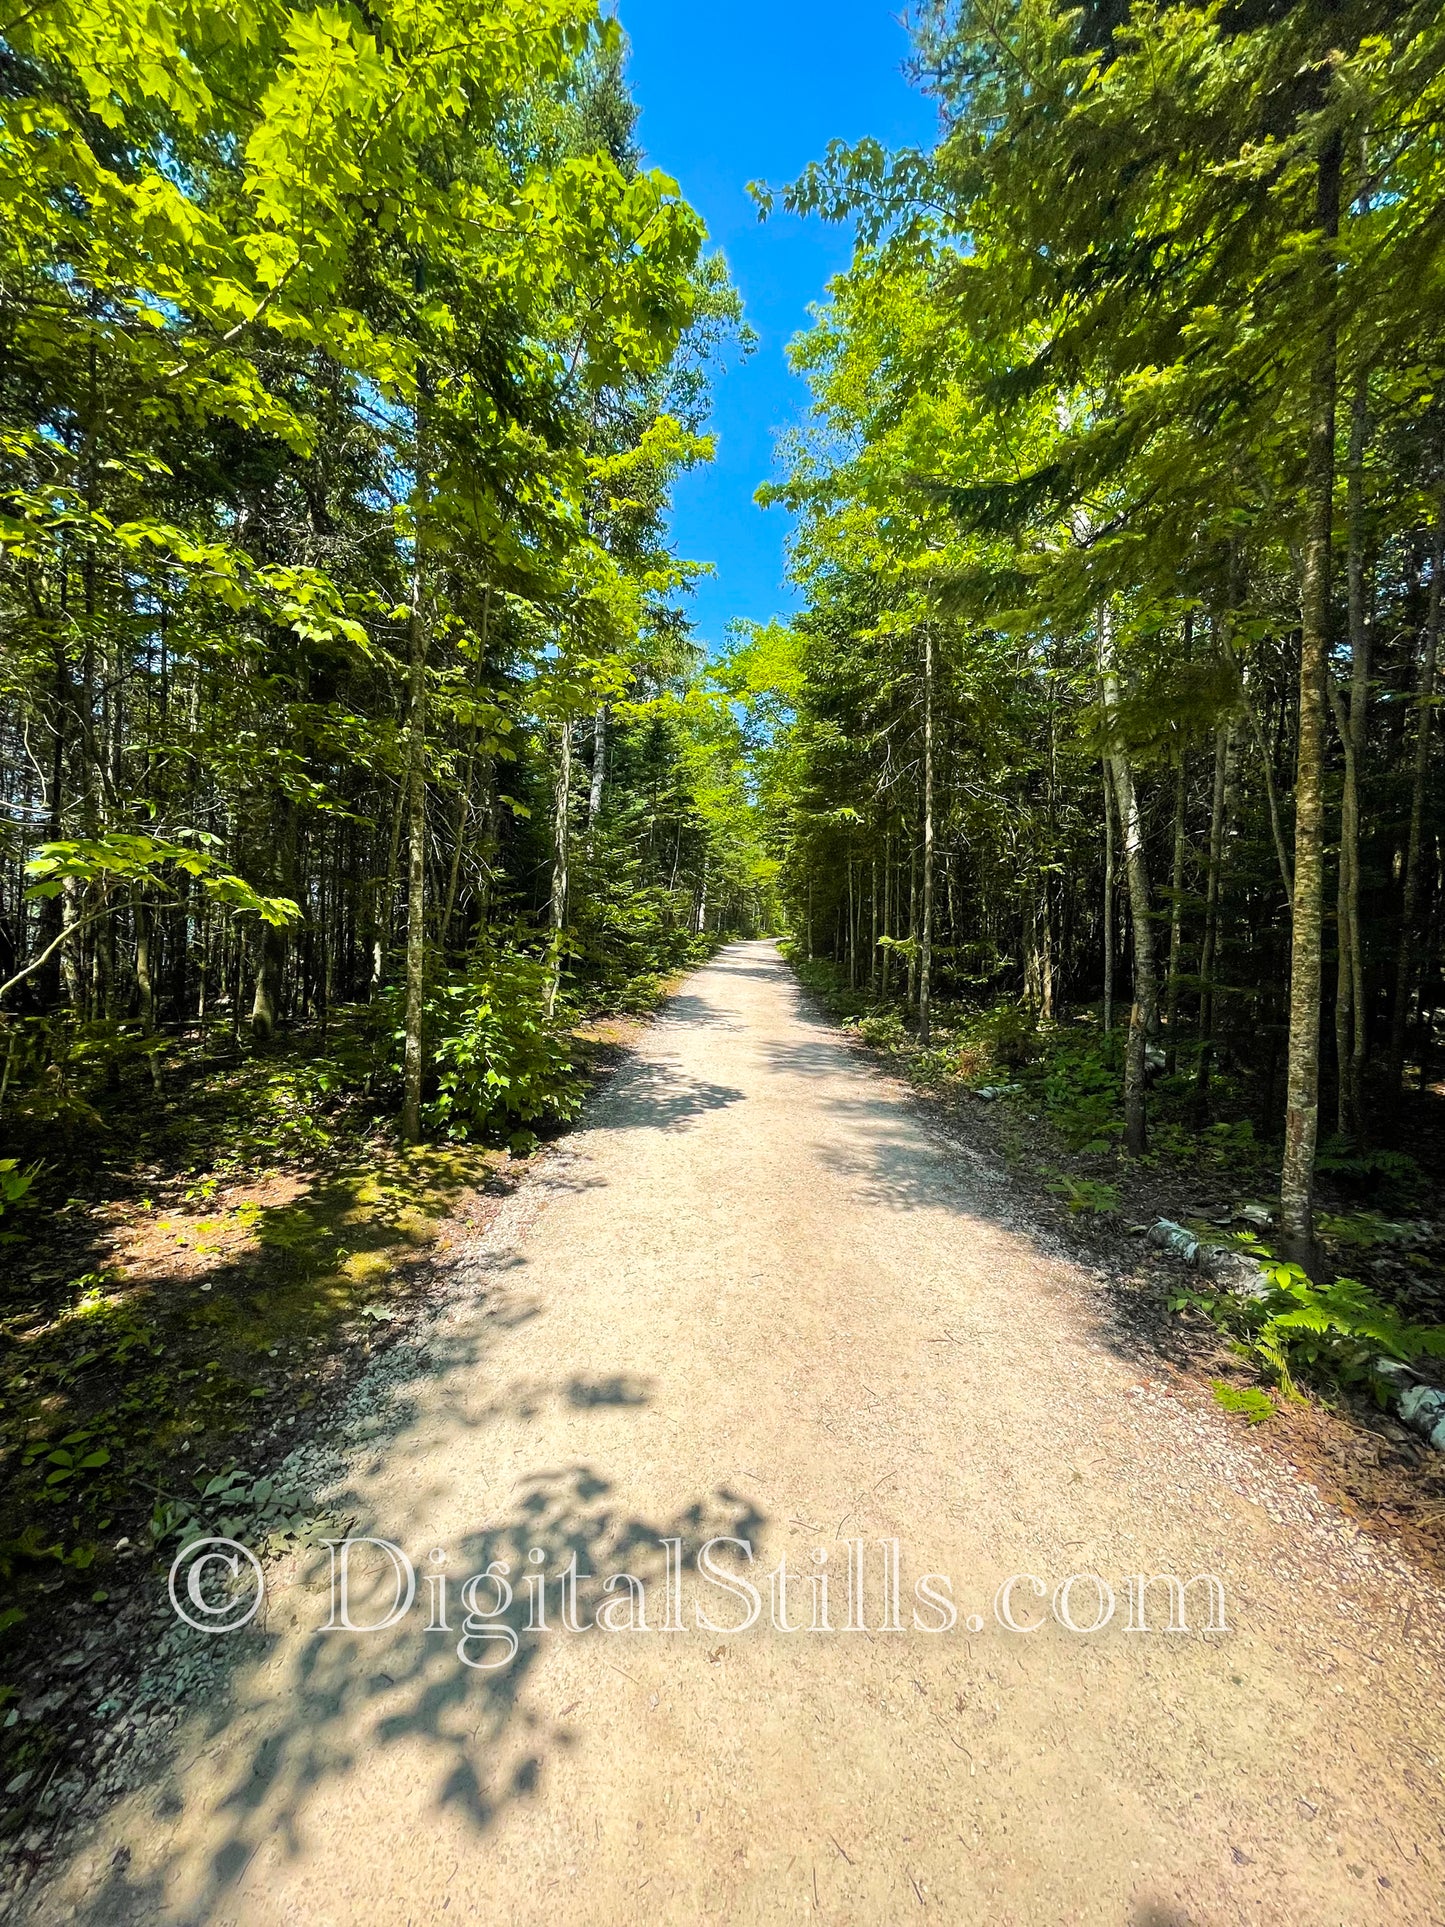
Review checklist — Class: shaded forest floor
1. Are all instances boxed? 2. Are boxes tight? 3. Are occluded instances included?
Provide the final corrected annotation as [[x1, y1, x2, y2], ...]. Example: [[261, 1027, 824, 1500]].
[[788, 955, 1445, 1584], [0, 1002, 655, 1833]]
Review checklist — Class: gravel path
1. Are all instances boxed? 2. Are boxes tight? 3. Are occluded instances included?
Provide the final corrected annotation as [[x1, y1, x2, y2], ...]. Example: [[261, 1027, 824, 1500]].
[[22, 941, 1445, 1924]]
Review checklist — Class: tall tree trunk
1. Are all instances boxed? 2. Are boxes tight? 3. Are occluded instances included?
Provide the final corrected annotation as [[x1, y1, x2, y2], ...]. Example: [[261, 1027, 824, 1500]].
[[1164, 756, 1187, 1071], [1194, 722, 1232, 1117], [228, 920, 243, 1045], [441, 584, 491, 949], [400, 417, 431, 1144], [1102, 764, 1115, 1033], [1389, 489, 1445, 1094], [1281, 129, 1342, 1270], [196, 900, 211, 1029], [879, 834, 891, 997], [250, 801, 294, 1042], [134, 898, 163, 1092], [906, 835, 918, 1006], [1100, 608, 1158, 1155], [870, 856, 879, 995], [544, 718, 572, 1019], [440, 749, 476, 952], [846, 852, 856, 988], [35, 642, 69, 1005], [588, 704, 608, 825], [1332, 369, 1373, 1137], [135, 898, 155, 1034], [1112, 752, 1158, 1156], [919, 625, 935, 1047], [372, 780, 404, 995]]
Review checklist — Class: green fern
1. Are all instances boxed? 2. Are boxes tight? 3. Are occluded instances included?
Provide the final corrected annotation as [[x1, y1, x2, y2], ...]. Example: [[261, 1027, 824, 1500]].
[[1179, 1257, 1445, 1399], [1210, 1381, 1274, 1425]]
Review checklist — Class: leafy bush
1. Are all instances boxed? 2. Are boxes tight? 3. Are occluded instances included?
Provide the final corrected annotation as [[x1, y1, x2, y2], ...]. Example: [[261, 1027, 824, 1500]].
[[855, 1010, 908, 1049], [0, 1158, 42, 1241], [974, 1002, 1038, 1070], [1317, 1211, 1416, 1250], [388, 944, 583, 1145], [1035, 1037, 1124, 1152], [149, 1465, 343, 1553]]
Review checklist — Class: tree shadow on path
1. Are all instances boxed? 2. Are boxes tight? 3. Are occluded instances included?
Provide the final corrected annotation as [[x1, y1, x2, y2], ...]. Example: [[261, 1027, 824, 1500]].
[[46, 1467, 766, 1925]]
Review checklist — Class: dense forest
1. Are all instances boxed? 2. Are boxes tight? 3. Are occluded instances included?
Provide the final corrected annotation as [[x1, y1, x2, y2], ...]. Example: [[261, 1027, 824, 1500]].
[[0, 0, 773, 1162], [733, 0, 1445, 1277]]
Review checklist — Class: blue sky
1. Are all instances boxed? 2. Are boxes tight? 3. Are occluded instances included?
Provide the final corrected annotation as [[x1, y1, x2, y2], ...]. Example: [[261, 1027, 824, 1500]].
[[614, 2, 937, 654]]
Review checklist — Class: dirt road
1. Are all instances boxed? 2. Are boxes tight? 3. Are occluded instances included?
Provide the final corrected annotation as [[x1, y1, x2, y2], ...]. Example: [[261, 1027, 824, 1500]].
[[24, 942, 1445, 1923]]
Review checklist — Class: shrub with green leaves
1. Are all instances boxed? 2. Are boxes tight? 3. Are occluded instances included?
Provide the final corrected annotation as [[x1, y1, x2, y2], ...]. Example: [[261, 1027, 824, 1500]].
[[855, 1010, 909, 1049], [1031, 1032, 1125, 1152], [972, 1003, 1038, 1070], [0, 1158, 42, 1240], [384, 945, 583, 1145]]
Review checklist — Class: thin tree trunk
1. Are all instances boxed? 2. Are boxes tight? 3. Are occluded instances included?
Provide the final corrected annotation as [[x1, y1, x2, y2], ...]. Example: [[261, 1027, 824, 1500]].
[[906, 835, 918, 1006], [1280, 129, 1342, 1271], [1164, 756, 1187, 1071], [400, 396, 431, 1144], [1102, 764, 1115, 1033], [847, 852, 857, 989], [1100, 607, 1158, 1155], [588, 704, 608, 824], [372, 780, 404, 996], [196, 900, 210, 1029], [135, 897, 155, 1034], [879, 834, 891, 997], [250, 801, 294, 1042], [870, 855, 879, 995], [1332, 370, 1373, 1136], [1194, 723, 1231, 1116], [134, 898, 163, 1092], [919, 625, 934, 1048], [59, 874, 82, 1006], [441, 584, 491, 948], [545, 718, 572, 1019], [228, 919, 243, 1045], [35, 644, 68, 1006], [1238, 670, 1294, 907], [441, 749, 480, 951], [1389, 489, 1445, 1094], [1112, 749, 1158, 1156]]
